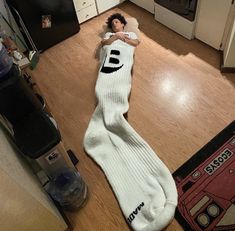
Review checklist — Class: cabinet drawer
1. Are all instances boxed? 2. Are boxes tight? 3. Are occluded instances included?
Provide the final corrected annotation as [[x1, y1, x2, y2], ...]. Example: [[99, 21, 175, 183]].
[[96, 0, 124, 14], [77, 4, 97, 23], [73, 0, 95, 11]]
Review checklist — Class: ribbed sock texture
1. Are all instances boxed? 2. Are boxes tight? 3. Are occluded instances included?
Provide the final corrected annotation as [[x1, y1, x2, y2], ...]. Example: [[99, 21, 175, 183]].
[[84, 41, 178, 231]]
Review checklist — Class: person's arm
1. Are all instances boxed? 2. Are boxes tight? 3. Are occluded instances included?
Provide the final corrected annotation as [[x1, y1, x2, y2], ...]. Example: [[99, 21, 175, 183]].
[[101, 34, 118, 46], [101, 32, 128, 46], [101, 32, 140, 47], [124, 37, 140, 47]]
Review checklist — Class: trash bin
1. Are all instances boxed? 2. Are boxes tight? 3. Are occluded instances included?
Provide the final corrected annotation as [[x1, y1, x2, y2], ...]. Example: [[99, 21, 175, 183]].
[[45, 168, 88, 210], [0, 64, 72, 177]]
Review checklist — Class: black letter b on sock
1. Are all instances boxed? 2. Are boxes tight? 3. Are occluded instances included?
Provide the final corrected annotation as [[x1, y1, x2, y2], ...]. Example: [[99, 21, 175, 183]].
[[100, 49, 124, 74]]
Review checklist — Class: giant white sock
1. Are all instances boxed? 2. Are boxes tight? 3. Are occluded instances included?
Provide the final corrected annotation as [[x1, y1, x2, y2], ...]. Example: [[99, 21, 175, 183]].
[[84, 40, 178, 231]]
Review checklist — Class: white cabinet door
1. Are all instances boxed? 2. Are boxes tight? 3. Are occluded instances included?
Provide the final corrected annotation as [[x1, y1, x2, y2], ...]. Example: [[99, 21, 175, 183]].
[[77, 4, 98, 23], [130, 0, 154, 14], [73, 0, 98, 23], [73, 0, 96, 11], [96, 0, 124, 14], [223, 20, 235, 67], [195, 0, 232, 49]]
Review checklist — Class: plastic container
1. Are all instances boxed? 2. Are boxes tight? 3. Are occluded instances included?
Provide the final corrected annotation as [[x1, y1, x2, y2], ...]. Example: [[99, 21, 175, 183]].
[[45, 168, 88, 210], [0, 42, 13, 78]]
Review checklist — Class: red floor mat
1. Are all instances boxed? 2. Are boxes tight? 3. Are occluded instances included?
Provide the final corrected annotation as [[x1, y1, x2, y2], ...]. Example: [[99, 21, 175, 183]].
[[173, 121, 235, 231]]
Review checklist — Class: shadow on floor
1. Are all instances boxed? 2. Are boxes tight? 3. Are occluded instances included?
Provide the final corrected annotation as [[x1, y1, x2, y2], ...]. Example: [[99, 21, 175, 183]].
[[224, 73, 235, 87]]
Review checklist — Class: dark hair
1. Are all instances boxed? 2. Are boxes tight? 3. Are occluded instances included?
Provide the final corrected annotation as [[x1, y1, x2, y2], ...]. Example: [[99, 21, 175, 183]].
[[106, 13, 127, 29]]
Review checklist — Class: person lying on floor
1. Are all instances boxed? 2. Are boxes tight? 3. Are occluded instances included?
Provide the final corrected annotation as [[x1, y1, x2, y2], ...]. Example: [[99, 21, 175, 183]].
[[101, 13, 140, 47], [84, 12, 177, 231]]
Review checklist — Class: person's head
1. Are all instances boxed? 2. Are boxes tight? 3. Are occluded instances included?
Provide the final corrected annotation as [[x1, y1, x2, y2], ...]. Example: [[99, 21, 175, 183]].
[[106, 13, 127, 32]]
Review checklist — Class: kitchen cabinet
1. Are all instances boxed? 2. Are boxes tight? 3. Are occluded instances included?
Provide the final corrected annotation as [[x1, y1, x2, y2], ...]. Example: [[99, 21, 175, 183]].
[[223, 22, 235, 68], [130, 0, 154, 14], [96, 0, 125, 14], [222, 5, 235, 69], [73, 0, 98, 23], [195, 0, 232, 49], [73, 0, 125, 23]]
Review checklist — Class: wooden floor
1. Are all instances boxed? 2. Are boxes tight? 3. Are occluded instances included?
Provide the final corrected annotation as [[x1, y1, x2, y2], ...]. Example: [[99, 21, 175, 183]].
[[30, 2, 235, 231]]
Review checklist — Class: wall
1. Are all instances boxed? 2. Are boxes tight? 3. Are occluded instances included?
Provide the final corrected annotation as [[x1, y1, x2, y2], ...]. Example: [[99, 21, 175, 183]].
[[0, 0, 26, 51], [0, 125, 67, 231]]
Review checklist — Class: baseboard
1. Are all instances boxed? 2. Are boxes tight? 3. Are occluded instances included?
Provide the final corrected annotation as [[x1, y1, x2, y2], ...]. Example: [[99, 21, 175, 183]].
[[221, 66, 235, 73], [220, 50, 235, 73]]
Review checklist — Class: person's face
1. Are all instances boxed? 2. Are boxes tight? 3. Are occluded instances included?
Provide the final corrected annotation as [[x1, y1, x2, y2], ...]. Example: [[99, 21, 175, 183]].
[[111, 18, 124, 32]]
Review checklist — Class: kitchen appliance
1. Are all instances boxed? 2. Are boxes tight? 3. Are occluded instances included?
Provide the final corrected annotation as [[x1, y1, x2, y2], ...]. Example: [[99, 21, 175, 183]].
[[6, 0, 80, 52], [0, 64, 74, 177], [154, 0, 198, 40]]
